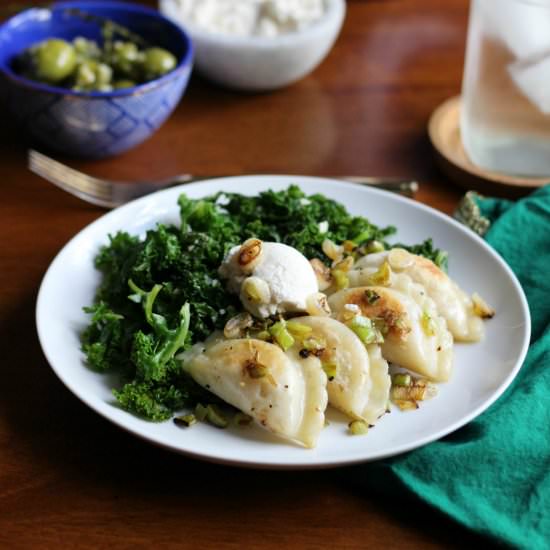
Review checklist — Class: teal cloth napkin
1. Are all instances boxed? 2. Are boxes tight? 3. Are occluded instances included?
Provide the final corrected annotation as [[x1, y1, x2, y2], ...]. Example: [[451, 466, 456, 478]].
[[355, 185, 550, 549]]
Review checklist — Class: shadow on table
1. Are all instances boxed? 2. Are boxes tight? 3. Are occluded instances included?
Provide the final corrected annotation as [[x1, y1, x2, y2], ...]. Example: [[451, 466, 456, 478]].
[[0, 279, 493, 550]]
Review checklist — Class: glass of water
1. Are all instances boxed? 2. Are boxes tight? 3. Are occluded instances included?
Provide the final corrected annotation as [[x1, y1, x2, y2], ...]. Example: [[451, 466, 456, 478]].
[[461, 0, 550, 177]]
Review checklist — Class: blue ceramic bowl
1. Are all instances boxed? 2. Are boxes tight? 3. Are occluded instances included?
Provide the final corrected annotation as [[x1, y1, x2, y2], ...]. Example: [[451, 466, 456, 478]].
[[0, 1, 193, 158]]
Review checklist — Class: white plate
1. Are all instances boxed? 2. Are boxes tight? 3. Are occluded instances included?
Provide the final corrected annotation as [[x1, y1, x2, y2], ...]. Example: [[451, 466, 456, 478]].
[[36, 176, 530, 469]]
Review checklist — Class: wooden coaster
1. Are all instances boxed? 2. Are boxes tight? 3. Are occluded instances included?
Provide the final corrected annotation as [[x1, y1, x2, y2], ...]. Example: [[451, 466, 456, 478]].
[[428, 95, 548, 197]]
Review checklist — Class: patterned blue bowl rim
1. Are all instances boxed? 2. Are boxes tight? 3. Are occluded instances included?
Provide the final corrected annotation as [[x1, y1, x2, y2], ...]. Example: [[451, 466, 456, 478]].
[[0, 0, 194, 98]]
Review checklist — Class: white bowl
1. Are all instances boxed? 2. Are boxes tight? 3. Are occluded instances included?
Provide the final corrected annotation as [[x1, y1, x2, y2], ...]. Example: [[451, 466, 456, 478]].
[[159, 0, 346, 91]]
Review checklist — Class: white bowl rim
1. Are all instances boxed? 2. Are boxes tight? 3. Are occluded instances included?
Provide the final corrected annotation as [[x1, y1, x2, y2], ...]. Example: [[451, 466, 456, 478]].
[[161, 0, 346, 48]]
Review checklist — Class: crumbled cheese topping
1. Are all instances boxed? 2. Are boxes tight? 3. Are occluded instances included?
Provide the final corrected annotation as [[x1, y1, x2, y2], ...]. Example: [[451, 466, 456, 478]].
[[219, 241, 319, 318], [168, 0, 327, 37]]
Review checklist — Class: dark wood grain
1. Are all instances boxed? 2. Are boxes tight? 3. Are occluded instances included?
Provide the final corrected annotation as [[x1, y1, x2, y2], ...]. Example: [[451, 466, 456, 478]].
[[0, 1, 494, 548]]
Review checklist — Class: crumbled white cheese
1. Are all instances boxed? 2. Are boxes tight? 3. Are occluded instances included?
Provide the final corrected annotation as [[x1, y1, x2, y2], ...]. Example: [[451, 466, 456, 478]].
[[168, 0, 326, 37], [219, 241, 319, 318], [318, 220, 328, 234], [215, 193, 230, 206]]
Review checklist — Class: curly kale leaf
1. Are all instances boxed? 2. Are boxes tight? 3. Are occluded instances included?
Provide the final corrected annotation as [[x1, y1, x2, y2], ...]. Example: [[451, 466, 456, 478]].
[[94, 232, 142, 310], [113, 380, 190, 422], [81, 302, 135, 373], [128, 282, 191, 382], [214, 185, 397, 260]]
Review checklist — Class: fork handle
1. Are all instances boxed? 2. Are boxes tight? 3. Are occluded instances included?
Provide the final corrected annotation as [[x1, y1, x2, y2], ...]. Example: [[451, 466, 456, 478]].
[[169, 175, 418, 197], [339, 177, 418, 197]]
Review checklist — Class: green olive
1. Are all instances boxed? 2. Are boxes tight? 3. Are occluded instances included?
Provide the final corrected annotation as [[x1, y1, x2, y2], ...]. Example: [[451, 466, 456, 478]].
[[34, 39, 77, 83], [113, 79, 137, 89], [142, 47, 177, 80], [95, 62, 113, 85], [73, 36, 101, 61], [108, 41, 140, 78], [74, 60, 113, 90]]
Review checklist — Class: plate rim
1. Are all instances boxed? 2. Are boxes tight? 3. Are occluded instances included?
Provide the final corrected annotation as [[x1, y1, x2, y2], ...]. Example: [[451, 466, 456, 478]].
[[35, 175, 532, 469]]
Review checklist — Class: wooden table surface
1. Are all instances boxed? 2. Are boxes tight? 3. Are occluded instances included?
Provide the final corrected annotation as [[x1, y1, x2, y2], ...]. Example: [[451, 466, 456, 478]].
[[0, 1, 496, 548]]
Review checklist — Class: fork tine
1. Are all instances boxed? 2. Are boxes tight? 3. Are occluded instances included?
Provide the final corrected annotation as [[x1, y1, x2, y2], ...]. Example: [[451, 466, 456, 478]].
[[28, 150, 114, 204], [29, 150, 112, 196]]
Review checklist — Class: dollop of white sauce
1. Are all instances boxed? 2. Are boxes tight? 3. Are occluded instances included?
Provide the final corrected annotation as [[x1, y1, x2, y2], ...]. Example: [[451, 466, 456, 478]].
[[219, 241, 319, 318], [169, 0, 326, 37]]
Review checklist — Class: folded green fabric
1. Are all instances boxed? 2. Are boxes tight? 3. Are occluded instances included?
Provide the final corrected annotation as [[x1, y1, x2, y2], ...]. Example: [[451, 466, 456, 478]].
[[354, 185, 550, 549]]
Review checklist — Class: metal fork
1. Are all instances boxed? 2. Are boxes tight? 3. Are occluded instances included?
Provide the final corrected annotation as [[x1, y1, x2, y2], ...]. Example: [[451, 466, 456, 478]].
[[28, 149, 419, 208]]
